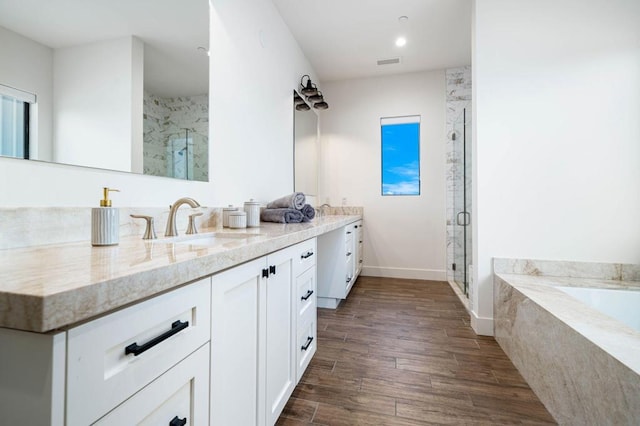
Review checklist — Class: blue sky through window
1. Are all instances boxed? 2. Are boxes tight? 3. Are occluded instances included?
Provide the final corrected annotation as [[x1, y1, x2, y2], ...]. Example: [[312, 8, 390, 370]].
[[381, 118, 420, 195]]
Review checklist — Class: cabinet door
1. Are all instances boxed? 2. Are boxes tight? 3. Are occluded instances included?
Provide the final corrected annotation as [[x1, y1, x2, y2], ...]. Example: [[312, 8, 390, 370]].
[[94, 343, 209, 426], [264, 247, 296, 426], [296, 265, 316, 319], [211, 257, 266, 426], [296, 313, 317, 382]]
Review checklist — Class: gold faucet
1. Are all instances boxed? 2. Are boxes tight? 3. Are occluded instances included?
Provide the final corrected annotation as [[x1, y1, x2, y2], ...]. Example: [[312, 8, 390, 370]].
[[165, 197, 201, 237]]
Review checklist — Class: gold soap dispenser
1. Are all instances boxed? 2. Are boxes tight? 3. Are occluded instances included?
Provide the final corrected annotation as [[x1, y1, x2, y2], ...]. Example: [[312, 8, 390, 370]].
[[91, 187, 120, 246]]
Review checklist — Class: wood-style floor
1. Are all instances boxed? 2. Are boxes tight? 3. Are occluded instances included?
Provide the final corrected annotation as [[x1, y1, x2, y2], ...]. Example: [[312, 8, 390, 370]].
[[277, 276, 556, 425]]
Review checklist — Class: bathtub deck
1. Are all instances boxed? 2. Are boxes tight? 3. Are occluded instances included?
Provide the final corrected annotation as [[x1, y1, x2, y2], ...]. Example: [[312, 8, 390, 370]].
[[494, 272, 640, 425]]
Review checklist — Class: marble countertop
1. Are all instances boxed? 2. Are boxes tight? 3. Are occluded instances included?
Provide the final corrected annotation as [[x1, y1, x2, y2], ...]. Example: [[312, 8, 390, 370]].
[[495, 272, 640, 375], [0, 215, 361, 333]]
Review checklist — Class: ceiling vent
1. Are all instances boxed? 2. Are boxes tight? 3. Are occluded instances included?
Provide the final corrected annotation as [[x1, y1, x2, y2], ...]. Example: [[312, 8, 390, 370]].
[[377, 57, 401, 66]]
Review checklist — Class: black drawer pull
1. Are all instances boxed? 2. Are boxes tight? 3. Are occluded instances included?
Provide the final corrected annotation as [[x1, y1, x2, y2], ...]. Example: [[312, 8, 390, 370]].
[[346, 252, 352, 257], [170, 416, 187, 426], [301, 289, 314, 301], [269, 264, 276, 275], [346, 231, 352, 234], [301, 336, 314, 351], [301, 251, 314, 259], [125, 320, 189, 357]]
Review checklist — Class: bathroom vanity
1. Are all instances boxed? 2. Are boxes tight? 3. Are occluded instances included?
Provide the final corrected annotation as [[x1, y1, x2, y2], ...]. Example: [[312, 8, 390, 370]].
[[0, 214, 360, 425], [317, 219, 363, 308]]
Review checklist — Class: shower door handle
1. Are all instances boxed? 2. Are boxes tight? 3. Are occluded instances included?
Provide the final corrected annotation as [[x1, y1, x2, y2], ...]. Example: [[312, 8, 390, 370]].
[[456, 212, 470, 226]]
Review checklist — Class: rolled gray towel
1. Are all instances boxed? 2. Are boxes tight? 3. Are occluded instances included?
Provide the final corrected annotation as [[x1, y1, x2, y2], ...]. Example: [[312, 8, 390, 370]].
[[260, 208, 304, 224], [301, 204, 315, 222], [267, 192, 306, 210]]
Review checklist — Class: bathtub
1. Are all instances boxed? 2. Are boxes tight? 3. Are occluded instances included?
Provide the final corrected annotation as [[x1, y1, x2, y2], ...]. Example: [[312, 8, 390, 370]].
[[557, 286, 640, 332], [493, 260, 640, 425]]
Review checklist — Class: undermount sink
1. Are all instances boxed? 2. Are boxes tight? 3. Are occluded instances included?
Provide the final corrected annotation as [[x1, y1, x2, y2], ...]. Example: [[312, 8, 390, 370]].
[[164, 231, 264, 246]]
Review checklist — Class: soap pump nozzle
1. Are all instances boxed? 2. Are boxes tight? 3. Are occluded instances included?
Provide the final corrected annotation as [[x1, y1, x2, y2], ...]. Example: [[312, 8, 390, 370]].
[[100, 187, 120, 207]]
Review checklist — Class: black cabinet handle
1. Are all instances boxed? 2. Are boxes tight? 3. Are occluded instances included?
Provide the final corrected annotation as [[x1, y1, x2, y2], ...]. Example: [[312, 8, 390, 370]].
[[262, 268, 269, 278], [301, 336, 314, 351], [301, 289, 314, 301], [346, 277, 351, 283], [346, 231, 352, 234], [301, 251, 314, 259], [170, 416, 187, 426], [125, 320, 189, 357], [346, 252, 352, 257], [269, 265, 276, 275], [354, 225, 358, 229]]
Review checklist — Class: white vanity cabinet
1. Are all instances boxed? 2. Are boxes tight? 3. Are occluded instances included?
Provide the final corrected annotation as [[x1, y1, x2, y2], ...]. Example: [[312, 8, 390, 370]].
[[317, 220, 363, 308], [0, 278, 211, 426], [0, 225, 339, 425], [211, 238, 317, 426]]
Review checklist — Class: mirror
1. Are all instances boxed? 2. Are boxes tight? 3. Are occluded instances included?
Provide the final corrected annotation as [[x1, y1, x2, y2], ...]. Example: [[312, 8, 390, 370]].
[[293, 90, 319, 196], [0, 0, 209, 181]]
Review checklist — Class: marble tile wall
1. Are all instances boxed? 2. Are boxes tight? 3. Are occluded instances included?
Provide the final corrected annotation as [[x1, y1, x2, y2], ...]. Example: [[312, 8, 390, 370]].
[[445, 66, 472, 286], [143, 92, 209, 181]]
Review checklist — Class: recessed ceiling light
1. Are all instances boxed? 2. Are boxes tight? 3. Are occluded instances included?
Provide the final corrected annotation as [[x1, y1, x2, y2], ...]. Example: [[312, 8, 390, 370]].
[[197, 46, 210, 56], [398, 16, 409, 23], [395, 37, 407, 47]]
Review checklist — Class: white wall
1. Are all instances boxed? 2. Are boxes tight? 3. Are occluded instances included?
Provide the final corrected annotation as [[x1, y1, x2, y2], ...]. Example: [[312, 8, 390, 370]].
[[53, 37, 143, 173], [321, 71, 447, 280], [0, 26, 53, 161], [0, 0, 314, 208], [472, 0, 640, 334], [209, 0, 318, 206]]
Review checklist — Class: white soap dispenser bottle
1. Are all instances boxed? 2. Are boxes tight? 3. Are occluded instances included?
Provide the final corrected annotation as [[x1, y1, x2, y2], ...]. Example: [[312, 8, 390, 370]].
[[91, 187, 120, 246]]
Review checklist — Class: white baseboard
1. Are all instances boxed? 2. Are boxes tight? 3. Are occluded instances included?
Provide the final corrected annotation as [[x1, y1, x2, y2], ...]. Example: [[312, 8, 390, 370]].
[[361, 266, 447, 281], [471, 310, 494, 336], [317, 297, 340, 309]]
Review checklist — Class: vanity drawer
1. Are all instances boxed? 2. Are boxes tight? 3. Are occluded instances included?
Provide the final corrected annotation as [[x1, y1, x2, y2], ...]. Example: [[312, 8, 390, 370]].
[[66, 278, 211, 425], [296, 265, 316, 319], [294, 237, 317, 276], [296, 315, 317, 382], [95, 343, 209, 426]]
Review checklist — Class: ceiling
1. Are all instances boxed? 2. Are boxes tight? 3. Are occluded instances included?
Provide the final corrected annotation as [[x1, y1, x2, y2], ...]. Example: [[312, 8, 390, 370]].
[[0, 0, 209, 97], [272, 0, 472, 82]]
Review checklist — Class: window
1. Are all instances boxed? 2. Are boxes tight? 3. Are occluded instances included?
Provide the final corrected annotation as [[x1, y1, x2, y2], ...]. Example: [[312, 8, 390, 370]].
[[0, 84, 34, 160], [381, 115, 420, 196]]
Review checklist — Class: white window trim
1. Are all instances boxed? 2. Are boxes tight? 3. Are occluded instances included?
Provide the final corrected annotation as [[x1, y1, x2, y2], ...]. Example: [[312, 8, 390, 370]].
[[0, 83, 36, 104], [380, 115, 420, 126]]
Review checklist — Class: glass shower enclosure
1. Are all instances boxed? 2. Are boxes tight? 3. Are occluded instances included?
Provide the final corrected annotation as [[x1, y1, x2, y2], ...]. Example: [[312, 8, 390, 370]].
[[452, 108, 472, 295]]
